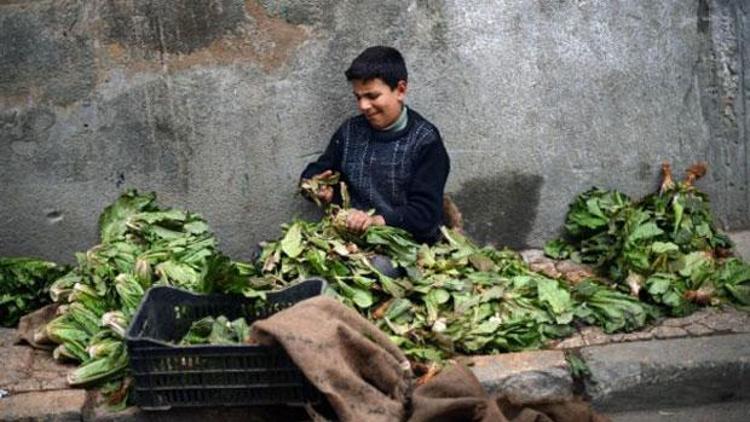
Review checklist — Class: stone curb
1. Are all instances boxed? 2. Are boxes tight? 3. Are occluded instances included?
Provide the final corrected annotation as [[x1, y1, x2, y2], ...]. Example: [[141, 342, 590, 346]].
[[579, 332, 750, 412], [470, 350, 575, 405], [471, 332, 750, 413]]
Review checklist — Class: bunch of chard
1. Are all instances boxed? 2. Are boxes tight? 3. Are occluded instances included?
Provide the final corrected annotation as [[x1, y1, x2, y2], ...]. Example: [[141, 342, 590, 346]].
[[178, 315, 254, 345], [256, 196, 616, 362], [0, 257, 69, 327], [43, 190, 261, 394], [546, 162, 750, 316]]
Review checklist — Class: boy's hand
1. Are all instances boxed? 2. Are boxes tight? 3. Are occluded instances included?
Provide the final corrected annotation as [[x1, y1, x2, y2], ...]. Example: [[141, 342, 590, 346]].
[[346, 209, 386, 233], [303, 170, 336, 205]]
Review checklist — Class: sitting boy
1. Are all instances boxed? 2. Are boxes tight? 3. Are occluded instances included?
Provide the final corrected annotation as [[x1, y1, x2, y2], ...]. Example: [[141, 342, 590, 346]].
[[300, 46, 450, 244]]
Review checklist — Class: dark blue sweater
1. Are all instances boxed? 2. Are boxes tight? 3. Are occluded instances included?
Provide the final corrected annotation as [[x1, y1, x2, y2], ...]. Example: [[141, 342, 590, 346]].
[[301, 108, 450, 243]]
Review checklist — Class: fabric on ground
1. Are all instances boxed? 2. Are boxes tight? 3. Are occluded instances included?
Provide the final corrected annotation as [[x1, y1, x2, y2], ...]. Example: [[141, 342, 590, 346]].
[[16, 303, 58, 350], [251, 295, 412, 421], [251, 295, 609, 422]]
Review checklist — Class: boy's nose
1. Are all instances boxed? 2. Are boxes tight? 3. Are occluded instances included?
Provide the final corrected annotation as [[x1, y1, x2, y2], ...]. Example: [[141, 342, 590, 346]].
[[358, 99, 371, 112]]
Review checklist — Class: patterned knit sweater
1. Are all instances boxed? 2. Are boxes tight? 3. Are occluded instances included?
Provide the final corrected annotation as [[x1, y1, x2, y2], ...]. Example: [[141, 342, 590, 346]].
[[301, 108, 450, 243]]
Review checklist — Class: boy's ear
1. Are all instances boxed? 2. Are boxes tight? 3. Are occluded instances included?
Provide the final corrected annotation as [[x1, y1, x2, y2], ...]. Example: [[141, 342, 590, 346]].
[[396, 80, 407, 100]]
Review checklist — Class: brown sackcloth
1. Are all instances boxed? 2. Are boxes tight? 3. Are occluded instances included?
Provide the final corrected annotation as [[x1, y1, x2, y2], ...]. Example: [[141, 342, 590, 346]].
[[15, 303, 59, 350], [251, 296, 608, 422], [251, 296, 412, 422], [409, 363, 610, 422]]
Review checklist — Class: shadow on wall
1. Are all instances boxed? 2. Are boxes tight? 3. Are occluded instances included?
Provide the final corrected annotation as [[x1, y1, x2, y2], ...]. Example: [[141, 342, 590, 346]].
[[452, 173, 544, 249]]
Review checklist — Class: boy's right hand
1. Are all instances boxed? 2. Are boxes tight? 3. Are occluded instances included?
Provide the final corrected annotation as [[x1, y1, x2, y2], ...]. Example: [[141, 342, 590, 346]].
[[311, 170, 335, 204]]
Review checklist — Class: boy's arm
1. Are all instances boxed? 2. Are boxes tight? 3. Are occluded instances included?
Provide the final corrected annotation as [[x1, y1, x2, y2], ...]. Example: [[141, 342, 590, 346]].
[[301, 128, 342, 180], [300, 128, 344, 205], [380, 135, 450, 242]]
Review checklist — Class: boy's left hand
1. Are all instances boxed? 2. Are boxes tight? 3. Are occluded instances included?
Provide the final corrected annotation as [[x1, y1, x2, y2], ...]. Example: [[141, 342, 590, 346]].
[[346, 209, 385, 233]]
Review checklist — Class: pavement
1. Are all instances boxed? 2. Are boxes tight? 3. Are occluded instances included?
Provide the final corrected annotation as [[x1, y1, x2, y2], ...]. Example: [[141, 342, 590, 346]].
[[608, 401, 750, 422], [1, 231, 749, 421]]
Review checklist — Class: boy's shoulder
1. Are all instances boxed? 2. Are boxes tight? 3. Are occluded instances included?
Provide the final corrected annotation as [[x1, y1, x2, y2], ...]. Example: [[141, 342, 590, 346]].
[[406, 108, 440, 136]]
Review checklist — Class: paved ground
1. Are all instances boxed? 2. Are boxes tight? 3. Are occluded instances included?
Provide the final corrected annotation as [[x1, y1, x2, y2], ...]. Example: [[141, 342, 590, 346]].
[[552, 305, 750, 349], [609, 401, 750, 422]]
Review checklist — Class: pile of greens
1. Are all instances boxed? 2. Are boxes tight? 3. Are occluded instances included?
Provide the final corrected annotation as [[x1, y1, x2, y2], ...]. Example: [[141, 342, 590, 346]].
[[255, 185, 657, 361], [178, 315, 254, 345], [545, 162, 750, 315], [41, 190, 261, 393], [0, 258, 69, 327]]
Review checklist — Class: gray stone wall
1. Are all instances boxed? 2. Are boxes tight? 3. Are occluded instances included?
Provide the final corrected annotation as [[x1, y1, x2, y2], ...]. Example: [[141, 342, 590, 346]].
[[1, 0, 748, 263]]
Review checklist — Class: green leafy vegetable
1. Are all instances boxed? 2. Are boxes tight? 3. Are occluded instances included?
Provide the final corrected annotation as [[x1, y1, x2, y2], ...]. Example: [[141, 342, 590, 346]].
[[0, 258, 69, 327]]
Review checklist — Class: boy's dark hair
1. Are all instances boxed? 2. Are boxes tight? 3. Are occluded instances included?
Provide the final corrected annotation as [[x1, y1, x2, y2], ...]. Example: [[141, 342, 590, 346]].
[[345, 46, 407, 90]]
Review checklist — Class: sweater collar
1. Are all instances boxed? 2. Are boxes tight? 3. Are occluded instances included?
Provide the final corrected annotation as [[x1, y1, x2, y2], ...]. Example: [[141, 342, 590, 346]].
[[371, 107, 414, 142], [381, 105, 408, 133]]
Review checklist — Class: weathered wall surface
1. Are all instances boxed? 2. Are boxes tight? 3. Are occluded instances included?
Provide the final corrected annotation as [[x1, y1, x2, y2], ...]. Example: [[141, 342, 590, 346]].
[[1, 0, 748, 262]]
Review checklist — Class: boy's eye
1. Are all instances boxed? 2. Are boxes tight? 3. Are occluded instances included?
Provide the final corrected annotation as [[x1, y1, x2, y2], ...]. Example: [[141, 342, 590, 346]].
[[354, 93, 380, 100]]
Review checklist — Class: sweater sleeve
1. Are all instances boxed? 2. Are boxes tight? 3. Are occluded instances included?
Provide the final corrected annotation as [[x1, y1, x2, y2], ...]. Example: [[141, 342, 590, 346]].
[[380, 132, 450, 243], [300, 126, 344, 181]]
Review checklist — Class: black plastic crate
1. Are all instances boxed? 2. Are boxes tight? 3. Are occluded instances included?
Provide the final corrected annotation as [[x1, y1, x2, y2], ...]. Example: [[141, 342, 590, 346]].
[[125, 279, 326, 410]]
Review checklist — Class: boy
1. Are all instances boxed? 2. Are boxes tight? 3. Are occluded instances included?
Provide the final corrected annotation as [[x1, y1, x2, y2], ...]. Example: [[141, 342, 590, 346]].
[[301, 46, 450, 244]]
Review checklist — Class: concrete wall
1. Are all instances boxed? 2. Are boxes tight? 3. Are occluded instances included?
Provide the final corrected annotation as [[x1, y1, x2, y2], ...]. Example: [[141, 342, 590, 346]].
[[1, 0, 748, 263]]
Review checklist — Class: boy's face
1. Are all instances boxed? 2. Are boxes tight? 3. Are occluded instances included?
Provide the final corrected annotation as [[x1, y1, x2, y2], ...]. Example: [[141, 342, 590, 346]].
[[351, 78, 407, 130]]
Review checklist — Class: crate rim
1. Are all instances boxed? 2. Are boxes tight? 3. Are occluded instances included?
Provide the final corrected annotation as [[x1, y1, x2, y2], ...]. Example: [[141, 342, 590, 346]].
[[125, 278, 327, 349]]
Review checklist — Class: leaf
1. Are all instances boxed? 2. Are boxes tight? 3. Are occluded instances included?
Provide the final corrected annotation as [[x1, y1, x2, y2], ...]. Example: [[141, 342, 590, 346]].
[[646, 274, 673, 296], [183, 221, 209, 234], [385, 298, 413, 320], [304, 249, 328, 274], [470, 318, 502, 335], [423, 294, 440, 323], [330, 240, 350, 257], [536, 278, 573, 323], [351, 274, 376, 289], [716, 259, 750, 286], [623, 247, 650, 271], [724, 284, 750, 305], [155, 261, 201, 289], [98, 190, 158, 243], [0, 258, 69, 327], [677, 252, 712, 278], [672, 197, 684, 233], [262, 247, 281, 273], [417, 244, 436, 269], [479, 286, 505, 303], [544, 239, 571, 259], [427, 288, 451, 305], [335, 279, 374, 309], [662, 290, 683, 308], [468, 254, 494, 272], [350, 287, 375, 309], [586, 198, 606, 218], [651, 241, 679, 255], [628, 222, 664, 243], [280, 223, 304, 258]]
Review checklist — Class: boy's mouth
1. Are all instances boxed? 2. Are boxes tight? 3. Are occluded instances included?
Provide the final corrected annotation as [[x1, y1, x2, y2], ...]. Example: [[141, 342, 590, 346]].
[[365, 113, 381, 124]]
